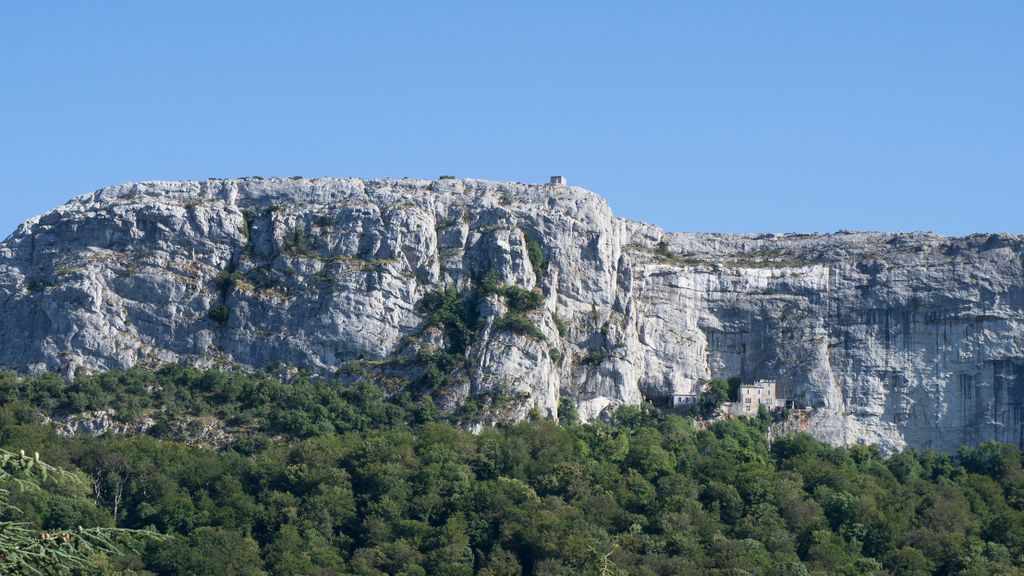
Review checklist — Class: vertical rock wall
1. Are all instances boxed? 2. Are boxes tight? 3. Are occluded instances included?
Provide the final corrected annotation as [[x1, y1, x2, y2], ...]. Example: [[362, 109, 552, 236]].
[[0, 178, 1021, 452]]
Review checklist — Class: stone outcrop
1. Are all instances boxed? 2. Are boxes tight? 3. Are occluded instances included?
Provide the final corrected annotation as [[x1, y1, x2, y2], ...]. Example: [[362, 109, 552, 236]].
[[1, 177, 1022, 453], [43, 410, 231, 446], [45, 410, 155, 438]]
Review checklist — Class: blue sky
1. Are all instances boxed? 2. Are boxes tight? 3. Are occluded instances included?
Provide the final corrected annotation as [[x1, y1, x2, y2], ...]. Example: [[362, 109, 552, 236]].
[[1, 1, 1021, 237]]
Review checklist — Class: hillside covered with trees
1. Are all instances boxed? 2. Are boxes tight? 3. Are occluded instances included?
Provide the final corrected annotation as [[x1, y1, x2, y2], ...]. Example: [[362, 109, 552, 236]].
[[2, 368, 1024, 575]]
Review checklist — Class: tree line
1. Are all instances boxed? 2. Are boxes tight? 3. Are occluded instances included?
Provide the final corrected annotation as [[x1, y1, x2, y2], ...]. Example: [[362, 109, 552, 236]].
[[1, 367, 1024, 574]]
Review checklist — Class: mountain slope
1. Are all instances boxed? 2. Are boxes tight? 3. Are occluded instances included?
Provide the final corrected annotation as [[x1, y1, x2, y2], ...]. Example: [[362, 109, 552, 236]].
[[1, 177, 1022, 452]]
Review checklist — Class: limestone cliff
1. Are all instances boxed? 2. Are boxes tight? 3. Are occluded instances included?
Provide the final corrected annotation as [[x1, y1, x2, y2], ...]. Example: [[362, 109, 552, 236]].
[[1, 178, 1022, 453]]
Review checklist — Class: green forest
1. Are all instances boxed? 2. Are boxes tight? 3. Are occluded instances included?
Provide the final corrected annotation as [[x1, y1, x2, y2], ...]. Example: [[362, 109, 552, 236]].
[[3, 367, 1024, 575]]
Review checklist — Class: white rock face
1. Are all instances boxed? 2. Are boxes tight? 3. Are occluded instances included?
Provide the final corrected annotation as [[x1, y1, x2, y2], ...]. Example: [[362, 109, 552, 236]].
[[47, 410, 155, 437], [2, 177, 1022, 453]]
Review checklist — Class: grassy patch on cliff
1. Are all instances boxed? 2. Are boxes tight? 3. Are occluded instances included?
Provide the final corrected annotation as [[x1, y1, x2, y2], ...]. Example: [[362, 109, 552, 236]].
[[492, 312, 546, 341], [419, 285, 482, 355]]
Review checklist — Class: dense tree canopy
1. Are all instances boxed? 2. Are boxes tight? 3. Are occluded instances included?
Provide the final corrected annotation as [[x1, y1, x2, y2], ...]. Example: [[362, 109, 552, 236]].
[[2, 368, 1024, 574]]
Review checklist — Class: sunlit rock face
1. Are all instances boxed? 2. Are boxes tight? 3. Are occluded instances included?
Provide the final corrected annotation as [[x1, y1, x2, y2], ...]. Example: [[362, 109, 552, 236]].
[[1, 177, 1022, 453]]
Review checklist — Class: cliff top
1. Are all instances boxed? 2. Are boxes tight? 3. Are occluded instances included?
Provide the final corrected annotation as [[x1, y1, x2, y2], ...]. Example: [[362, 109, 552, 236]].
[[8, 177, 1022, 271]]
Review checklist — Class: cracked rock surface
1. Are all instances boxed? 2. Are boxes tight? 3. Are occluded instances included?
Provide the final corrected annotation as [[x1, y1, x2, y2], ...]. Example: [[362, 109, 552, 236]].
[[2, 177, 1022, 452]]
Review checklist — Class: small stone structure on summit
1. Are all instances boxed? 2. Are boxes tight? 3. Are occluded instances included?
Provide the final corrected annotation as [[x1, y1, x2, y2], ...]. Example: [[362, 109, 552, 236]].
[[549, 175, 567, 185]]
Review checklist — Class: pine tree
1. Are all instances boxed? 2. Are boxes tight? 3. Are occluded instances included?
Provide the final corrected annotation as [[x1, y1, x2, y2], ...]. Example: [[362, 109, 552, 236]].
[[0, 447, 166, 575]]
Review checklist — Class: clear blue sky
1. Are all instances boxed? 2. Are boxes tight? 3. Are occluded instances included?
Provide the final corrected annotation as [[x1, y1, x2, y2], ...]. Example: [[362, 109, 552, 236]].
[[2, 1, 1022, 238]]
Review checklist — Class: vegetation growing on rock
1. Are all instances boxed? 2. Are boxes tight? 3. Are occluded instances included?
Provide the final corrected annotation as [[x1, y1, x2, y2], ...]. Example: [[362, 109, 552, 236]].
[[207, 305, 230, 323]]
